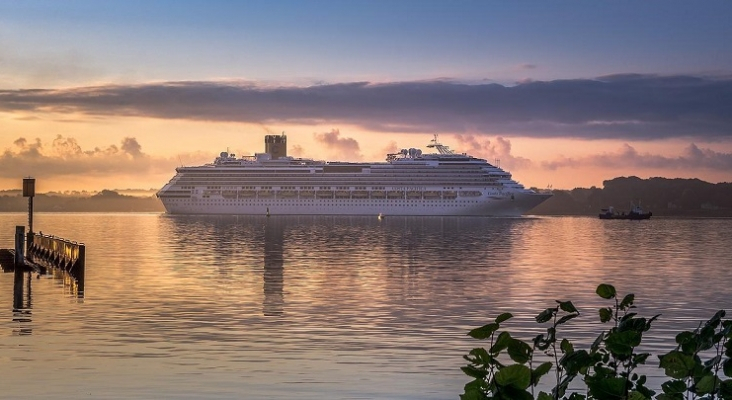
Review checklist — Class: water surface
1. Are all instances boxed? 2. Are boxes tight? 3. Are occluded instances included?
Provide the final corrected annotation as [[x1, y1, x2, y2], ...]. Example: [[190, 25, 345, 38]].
[[1, 213, 730, 399]]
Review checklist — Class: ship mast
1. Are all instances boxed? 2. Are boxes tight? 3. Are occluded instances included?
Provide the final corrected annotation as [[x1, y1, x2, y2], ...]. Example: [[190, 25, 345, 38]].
[[426, 134, 454, 154]]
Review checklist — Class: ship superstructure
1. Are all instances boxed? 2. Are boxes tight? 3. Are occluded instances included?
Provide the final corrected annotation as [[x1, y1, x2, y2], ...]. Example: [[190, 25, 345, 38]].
[[157, 134, 551, 216]]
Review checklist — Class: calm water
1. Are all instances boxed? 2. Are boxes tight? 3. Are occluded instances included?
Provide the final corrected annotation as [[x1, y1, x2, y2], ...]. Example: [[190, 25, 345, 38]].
[[1, 213, 730, 399]]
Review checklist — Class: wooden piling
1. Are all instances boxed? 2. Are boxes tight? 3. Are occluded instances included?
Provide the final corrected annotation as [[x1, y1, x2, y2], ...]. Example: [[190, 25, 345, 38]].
[[14, 226, 25, 307]]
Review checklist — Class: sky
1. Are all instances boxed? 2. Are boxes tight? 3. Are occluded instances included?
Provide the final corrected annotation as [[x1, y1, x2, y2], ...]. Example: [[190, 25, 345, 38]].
[[1, 0, 731, 193]]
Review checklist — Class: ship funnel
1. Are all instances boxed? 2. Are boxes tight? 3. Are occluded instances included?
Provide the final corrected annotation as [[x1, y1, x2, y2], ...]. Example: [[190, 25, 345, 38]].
[[265, 134, 287, 159]]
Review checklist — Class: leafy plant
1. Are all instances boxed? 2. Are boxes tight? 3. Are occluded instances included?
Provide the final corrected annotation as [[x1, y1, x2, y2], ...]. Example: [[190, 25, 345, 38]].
[[533, 300, 585, 399], [583, 284, 659, 400], [461, 312, 553, 400], [657, 310, 732, 399], [461, 284, 729, 400]]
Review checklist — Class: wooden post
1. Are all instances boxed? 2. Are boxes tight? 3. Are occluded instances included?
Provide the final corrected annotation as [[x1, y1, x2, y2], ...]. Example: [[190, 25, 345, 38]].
[[23, 178, 35, 255], [14, 226, 25, 268], [14, 226, 25, 308], [76, 244, 85, 295]]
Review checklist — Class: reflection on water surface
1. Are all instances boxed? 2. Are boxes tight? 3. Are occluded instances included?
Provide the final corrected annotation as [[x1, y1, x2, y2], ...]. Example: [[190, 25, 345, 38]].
[[0, 214, 730, 399]]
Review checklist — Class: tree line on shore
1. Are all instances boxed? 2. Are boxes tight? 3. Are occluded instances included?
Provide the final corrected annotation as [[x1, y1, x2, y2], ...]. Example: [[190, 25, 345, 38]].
[[0, 177, 730, 215], [530, 177, 732, 217]]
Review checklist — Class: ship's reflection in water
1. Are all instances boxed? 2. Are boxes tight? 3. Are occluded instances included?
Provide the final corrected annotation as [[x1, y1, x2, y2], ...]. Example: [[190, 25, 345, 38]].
[[263, 218, 284, 316], [160, 214, 527, 318]]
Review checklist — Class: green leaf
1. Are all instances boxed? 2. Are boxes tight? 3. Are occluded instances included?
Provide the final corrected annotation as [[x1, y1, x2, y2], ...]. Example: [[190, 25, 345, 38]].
[[491, 331, 513, 354], [620, 312, 638, 322], [599, 307, 613, 323], [466, 347, 491, 365], [706, 309, 726, 326], [537, 392, 553, 400], [560, 338, 574, 354], [536, 308, 555, 323], [619, 293, 635, 309], [461, 365, 488, 379], [591, 332, 604, 351], [557, 300, 578, 314], [596, 284, 617, 299], [500, 386, 534, 400], [606, 330, 642, 356], [468, 323, 499, 340], [658, 351, 695, 379], [619, 316, 648, 333], [533, 334, 550, 351], [461, 379, 486, 400], [655, 394, 684, 400], [561, 349, 592, 375], [675, 331, 694, 345], [628, 390, 650, 400], [507, 339, 532, 364], [724, 358, 732, 377], [494, 364, 532, 390], [495, 312, 513, 324], [586, 376, 628, 399], [557, 313, 579, 326], [704, 354, 721, 368], [532, 362, 553, 386], [696, 374, 718, 394], [720, 379, 732, 398], [661, 379, 687, 394], [646, 314, 661, 330]]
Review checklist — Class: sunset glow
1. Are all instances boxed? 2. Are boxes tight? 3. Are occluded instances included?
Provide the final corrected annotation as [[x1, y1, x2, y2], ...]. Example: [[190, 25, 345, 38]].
[[2, 1, 731, 193]]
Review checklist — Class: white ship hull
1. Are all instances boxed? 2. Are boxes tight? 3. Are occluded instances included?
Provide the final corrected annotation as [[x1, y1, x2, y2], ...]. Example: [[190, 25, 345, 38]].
[[159, 191, 550, 216]]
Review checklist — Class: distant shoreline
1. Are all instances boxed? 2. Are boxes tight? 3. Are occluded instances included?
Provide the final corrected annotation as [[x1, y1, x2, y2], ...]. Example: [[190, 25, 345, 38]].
[[2, 176, 730, 216]]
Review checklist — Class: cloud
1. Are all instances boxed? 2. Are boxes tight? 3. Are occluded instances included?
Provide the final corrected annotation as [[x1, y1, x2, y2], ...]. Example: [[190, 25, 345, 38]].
[[452, 134, 533, 170], [1, 74, 731, 141], [313, 129, 362, 160], [542, 143, 732, 171], [289, 144, 305, 157], [0, 135, 210, 180]]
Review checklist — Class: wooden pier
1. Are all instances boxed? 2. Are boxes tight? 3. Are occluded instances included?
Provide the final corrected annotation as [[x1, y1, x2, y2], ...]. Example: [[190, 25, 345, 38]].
[[27, 232, 85, 292], [1, 179, 85, 297]]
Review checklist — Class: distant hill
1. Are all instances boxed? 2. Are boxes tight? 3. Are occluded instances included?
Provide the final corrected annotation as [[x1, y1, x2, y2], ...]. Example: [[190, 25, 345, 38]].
[[529, 176, 732, 217], [0, 190, 165, 212], [2, 178, 731, 216]]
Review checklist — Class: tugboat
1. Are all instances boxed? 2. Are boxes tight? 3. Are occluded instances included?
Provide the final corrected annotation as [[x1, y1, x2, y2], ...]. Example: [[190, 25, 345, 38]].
[[599, 203, 652, 220]]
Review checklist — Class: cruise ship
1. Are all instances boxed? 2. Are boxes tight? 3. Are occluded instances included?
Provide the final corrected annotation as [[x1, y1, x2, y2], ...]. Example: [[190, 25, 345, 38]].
[[157, 134, 551, 216]]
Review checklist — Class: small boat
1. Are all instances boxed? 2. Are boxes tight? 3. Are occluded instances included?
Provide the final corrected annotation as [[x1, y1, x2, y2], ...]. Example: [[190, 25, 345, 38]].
[[599, 204, 652, 220]]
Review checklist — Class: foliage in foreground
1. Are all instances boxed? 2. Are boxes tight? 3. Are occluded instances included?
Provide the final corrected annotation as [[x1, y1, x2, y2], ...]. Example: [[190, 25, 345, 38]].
[[461, 284, 732, 400]]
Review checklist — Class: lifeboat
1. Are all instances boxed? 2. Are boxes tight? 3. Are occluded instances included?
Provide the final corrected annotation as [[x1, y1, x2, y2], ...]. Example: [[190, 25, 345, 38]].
[[278, 190, 297, 198]]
